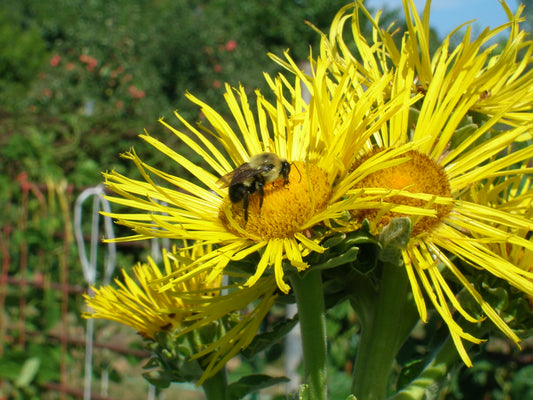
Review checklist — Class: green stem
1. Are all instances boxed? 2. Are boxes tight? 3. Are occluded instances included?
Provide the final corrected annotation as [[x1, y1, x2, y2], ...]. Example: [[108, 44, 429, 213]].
[[351, 262, 419, 400], [202, 367, 228, 400], [290, 269, 328, 400]]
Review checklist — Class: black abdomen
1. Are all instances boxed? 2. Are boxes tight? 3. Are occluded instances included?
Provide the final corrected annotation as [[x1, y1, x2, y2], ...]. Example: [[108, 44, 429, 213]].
[[229, 183, 256, 203]]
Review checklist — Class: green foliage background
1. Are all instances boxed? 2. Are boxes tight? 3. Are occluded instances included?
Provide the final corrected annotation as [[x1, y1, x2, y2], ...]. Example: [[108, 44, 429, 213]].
[[2, 0, 371, 184]]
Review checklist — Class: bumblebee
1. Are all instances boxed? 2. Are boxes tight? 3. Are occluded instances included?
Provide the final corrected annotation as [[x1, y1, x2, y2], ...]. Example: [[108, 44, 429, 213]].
[[218, 152, 291, 223]]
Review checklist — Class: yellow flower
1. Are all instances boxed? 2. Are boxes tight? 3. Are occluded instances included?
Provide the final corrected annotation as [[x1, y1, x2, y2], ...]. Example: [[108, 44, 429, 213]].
[[102, 62, 417, 294], [308, 0, 533, 130], [179, 275, 280, 385], [348, 141, 533, 369], [84, 245, 281, 384], [280, 0, 533, 367], [466, 170, 533, 276], [83, 246, 223, 339]]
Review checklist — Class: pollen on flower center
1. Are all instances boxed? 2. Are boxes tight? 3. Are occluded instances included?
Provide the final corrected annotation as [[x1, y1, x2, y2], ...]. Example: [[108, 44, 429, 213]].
[[351, 150, 453, 236], [219, 162, 331, 240]]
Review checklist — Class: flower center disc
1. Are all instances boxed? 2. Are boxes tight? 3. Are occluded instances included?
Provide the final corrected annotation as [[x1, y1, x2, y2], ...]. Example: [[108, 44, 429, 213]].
[[219, 162, 331, 239], [352, 150, 452, 236]]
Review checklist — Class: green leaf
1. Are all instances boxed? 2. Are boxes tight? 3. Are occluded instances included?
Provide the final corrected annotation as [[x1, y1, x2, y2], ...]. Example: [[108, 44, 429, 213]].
[[224, 253, 262, 276], [510, 365, 533, 400], [311, 246, 359, 272], [0, 360, 22, 380], [226, 374, 290, 400], [344, 233, 377, 247], [408, 106, 420, 131], [142, 332, 205, 385], [378, 217, 412, 265], [321, 232, 347, 248], [449, 121, 478, 150], [142, 369, 173, 389], [396, 358, 425, 391], [241, 317, 299, 359], [15, 357, 40, 388]]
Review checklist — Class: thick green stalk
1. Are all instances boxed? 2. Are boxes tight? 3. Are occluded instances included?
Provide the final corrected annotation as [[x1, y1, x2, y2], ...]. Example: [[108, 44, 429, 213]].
[[290, 270, 328, 400], [351, 262, 419, 400], [202, 367, 228, 400]]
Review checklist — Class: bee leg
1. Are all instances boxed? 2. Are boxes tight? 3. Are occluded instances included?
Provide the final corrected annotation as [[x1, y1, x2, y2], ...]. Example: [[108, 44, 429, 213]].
[[257, 180, 265, 217], [242, 190, 250, 224]]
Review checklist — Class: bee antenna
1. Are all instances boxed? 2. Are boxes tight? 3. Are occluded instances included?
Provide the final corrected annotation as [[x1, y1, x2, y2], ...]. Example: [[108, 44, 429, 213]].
[[291, 162, 302, 183]]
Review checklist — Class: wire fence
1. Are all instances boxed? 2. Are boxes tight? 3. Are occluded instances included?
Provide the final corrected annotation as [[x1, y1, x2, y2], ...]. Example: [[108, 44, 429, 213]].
[[0, 175, 198, 399]]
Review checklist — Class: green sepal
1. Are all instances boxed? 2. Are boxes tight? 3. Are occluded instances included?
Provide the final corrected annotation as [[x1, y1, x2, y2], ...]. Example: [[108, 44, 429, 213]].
[[226, 374, 290, 400], [241, 316, 299, 359], [321, 232, 348, 248], [449, 119, 478, 150], [318, 225, 381, 305], [311, 222, 381, 276], [142, 368, 175, 389], [142, 331, 205, 387], [196, 318, 224, 345], [378, 217, 412, 266], [349, 240, 380, 275], [408, 106, 420, 130], [223, 252, 262, 276], [307, 246, 360, 272], [344, 220, 381, 274], [395, 358, 426, 393]]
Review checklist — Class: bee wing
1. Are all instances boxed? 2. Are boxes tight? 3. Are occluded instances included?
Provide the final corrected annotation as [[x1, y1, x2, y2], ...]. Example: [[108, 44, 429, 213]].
[[231, 164, 265, 183], [216, 163, 255, 188], [216, 170, 237, 188], [217, 162, 270, 188]]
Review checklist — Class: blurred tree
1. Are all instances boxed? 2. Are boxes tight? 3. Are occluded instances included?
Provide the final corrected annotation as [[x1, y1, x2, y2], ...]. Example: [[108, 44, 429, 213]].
[[1, 0, 398, 119], [0, 0, 411, 186]]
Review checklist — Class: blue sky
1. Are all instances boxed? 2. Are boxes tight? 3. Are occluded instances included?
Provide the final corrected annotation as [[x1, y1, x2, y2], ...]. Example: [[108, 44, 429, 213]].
[[366, 0, 523, 36]]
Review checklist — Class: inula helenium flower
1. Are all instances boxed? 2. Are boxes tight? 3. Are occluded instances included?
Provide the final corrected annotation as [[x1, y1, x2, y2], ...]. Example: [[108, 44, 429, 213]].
[[273, 0, 533, 366], [84, 245, 280, 384], [84, 246, 223, 339]]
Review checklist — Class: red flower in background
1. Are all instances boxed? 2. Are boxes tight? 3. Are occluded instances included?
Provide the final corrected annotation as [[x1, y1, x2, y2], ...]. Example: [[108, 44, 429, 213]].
[[79, 54, 98, 71], [50, 54, 61, 67], [225, 40, 237, 51], [86, 58, 98, 71], [128, 85, 146, 99]]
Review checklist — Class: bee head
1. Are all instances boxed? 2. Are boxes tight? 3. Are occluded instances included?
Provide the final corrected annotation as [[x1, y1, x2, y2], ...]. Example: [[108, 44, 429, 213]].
[[280, 161, 291, 183], [281, 161, 301, 184]]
